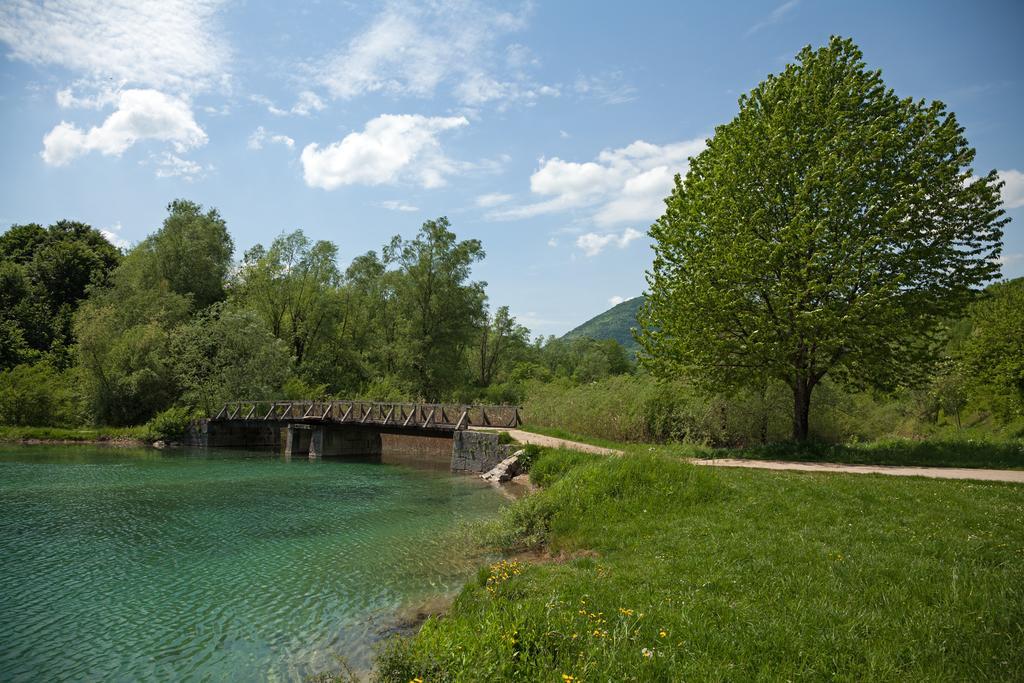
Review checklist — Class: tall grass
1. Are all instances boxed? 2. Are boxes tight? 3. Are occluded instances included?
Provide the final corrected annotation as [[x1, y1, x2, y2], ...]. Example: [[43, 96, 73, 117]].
[[522, 375, 1024, 446], [374, 450, 1024, 681]]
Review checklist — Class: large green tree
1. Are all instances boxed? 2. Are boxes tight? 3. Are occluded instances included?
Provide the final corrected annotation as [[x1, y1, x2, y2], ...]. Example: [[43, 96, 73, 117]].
[[72, 200, 231, 424], [168, 305, 294, 415], [389, 217, 486, 400], [638, 37, 1007, 440], [233, 230, 341, 367], [120, 200, 233, 311], [0, 220, 121, 367]]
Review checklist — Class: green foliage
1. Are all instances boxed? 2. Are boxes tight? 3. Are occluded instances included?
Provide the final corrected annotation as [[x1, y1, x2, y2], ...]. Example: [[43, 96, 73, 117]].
[[356, 376, 412, 402], [475, 305, 532, 386], [535, 337, 633, 383], [0, 362, 80, 426], [144, 406, 195, 440], [74, 284, 189, 425], [515, 443, 543, 471], [0, 425, 152, 442], [119, 200, 233, 311], [562, 295, 644, 355], [389, 217, 486, 400], [639, 37, 1006, 440], [169, 305, 294, 414], [383, 452, 1024, 681], [234, 230, 340, 367], [0, 220, 120, 369], [281, 376, 330, 401], [960, 278, 1024, 419]]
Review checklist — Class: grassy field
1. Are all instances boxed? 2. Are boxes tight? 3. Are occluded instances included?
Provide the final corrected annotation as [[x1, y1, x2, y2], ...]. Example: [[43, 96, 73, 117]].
[[373, 449, 1024, 681]]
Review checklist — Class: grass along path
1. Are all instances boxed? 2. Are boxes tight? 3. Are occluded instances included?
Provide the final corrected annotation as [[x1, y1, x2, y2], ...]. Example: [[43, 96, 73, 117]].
[[373, 449, 1024, 681], [694, 456, 1024, 483]]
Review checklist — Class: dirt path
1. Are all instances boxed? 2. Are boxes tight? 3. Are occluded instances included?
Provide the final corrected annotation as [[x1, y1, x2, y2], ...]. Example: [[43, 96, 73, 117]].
[[691, 457, 1024, 483], [470, 427, 623, 456], [474, 428, 1024, 483]]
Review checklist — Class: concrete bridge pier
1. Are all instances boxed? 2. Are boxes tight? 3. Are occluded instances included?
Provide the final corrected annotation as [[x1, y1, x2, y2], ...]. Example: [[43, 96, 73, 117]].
[[284, 424, 321, 459]]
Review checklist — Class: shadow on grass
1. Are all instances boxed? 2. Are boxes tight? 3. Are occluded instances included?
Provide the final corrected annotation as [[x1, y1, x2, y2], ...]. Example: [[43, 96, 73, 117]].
[[710, 438, 1024, 470]]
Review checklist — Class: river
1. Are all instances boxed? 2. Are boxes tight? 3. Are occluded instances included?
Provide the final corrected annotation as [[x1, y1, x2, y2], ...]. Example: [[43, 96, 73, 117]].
[[0, 445, 505, 681]]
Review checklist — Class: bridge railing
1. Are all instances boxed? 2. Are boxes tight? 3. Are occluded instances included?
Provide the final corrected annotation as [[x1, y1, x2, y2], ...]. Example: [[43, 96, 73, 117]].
[[211, 400, 520, 430]]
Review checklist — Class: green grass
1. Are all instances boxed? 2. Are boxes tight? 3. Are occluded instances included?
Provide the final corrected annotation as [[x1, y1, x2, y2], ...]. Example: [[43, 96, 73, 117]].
[[373, 449, 1024, 681], [0, 425, 153, 443], [695, 437, 1024, 470]]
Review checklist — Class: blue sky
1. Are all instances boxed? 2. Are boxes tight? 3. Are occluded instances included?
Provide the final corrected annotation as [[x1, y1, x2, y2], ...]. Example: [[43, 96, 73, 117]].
[[1, 0, 1021, 336]]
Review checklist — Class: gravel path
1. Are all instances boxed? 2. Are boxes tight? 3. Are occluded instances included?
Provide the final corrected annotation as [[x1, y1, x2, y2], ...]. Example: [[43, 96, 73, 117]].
[[691, 458, 1024, 483], [474, 427, 1024, 483], [470, 427, 623, 456]]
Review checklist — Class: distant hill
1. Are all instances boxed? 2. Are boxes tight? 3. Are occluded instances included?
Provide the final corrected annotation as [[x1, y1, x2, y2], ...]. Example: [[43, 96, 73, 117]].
[[562, 296, 645, 353]]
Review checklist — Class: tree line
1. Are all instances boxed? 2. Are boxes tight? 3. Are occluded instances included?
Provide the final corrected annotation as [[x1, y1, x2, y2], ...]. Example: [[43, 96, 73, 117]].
[[0, 204, 633, 428]]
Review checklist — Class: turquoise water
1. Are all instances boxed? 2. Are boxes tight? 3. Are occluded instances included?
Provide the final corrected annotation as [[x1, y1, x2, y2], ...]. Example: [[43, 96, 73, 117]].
[[0, 446, 505, 681]]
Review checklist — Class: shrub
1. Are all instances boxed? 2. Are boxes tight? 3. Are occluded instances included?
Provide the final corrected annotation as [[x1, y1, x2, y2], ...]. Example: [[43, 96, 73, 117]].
[[516, 443, 542, 471], [145, 405, 195, 440], [0, 362, 81, 426]]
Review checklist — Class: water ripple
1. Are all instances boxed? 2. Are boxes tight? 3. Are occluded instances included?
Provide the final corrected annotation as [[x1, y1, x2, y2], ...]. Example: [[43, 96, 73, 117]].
[[0, 447, 503, 681]]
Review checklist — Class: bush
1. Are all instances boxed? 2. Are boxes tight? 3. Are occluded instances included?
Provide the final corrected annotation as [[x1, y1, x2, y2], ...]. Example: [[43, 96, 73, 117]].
[[0, 362, 81, 426], [516, 443, 542, 471], [145, 405, 194, 440]]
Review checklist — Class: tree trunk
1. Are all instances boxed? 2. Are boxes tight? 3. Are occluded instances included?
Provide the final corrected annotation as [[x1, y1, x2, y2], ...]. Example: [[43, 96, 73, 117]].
[[791, 379, 813, 441]]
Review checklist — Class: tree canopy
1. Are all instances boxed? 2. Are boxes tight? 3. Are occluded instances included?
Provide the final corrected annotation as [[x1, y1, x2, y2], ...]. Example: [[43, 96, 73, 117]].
[[639, 36, 1007, 440]]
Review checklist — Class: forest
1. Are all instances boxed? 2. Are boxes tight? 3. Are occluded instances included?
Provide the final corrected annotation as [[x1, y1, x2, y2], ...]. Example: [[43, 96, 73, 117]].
[[0, 203, 631, 435], [0, 197, 1020, 447]]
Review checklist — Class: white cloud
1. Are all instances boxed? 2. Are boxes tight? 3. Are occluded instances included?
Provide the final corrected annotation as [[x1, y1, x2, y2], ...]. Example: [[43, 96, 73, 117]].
[[100, 221, 130, 249], [547, 237, 558, 247], [505, 43, 539, 69], [491, 137, 705, 224], [608, 295, 625, 306], [253, 91, 326, 117], [291, 90, 325, 116], [746, 0, 800, 37], [41, 89, 207, 166], [0, 0, 230, 93], [559, 129, 570, 139], [576, 228, 644, 257], [574, 72, 637, 105], [300, 113, 468, 190], [998, 169, 1024, 209], [247, 126, 294, 150], [315, 2, 547, 108], [151, 152, 204, 180], [475, 192, 513, 208], [380, 200, 419, 212], [56, 84, 118, 109], [998, 253, 1023, 267]]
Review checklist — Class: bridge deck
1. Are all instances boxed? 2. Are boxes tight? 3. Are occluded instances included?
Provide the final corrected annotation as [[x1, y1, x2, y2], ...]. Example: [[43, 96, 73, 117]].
[[211, 400, 520, 431]]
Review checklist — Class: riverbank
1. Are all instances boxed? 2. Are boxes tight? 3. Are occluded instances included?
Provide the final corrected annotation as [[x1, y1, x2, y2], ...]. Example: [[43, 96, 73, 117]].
[[0, 425, 152, 446], [370, 447, 1024, 681]]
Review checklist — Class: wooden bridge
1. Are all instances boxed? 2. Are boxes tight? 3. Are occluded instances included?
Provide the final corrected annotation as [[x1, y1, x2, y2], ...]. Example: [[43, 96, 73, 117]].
[[212, 400, 520, 431], [190, 400, 522, 468]]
